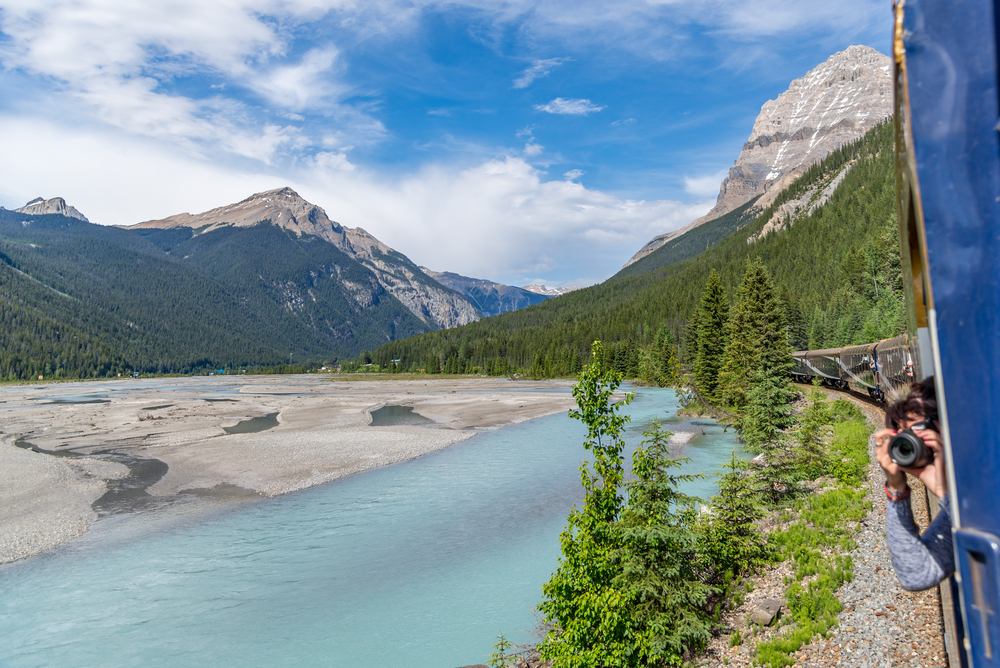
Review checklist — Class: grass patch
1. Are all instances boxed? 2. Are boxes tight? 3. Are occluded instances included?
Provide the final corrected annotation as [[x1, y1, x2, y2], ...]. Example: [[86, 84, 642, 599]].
[[752, 404, 871, 667]]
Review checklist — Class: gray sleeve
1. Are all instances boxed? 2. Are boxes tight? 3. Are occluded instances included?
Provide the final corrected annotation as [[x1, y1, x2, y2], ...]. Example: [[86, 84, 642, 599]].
[[885, 492, 954, 591]]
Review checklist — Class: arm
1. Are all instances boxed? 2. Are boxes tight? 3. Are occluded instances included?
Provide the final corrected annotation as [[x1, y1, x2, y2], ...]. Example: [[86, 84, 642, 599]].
[[885, 492, 954, 590]]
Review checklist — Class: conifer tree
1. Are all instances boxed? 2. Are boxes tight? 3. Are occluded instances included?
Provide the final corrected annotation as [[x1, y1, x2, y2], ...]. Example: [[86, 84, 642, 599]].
[[741, 366, 797, 452], [795, 382, 832, 479], [718, 259, 793, 410], [682, 308, 702, 366], [694, 269, 729, 403], [703, 452, 768, 577], [653, 323, 679, 386], [613, 421, 715, 662]]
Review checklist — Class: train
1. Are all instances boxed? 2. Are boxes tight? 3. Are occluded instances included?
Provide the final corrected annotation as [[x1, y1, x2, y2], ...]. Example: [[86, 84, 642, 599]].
[[790, 335, 915, 404]]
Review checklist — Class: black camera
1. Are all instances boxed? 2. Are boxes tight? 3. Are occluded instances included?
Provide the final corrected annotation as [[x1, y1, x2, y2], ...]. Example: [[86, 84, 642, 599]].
[[888, 421, 934, 468]]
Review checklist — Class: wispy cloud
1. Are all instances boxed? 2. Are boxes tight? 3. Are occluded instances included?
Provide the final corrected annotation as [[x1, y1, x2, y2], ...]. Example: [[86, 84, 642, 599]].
[[563, 169, 584, 180], [534, 98, 605, 115], [611, 117, 637, 126], [512, 57, 571, 89], [683, 168, 729, 198], [523, 142, 543, 156]]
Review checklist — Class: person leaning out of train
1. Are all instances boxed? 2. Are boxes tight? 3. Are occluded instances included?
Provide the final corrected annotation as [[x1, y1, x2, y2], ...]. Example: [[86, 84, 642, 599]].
[[873, 377, 954, 590]]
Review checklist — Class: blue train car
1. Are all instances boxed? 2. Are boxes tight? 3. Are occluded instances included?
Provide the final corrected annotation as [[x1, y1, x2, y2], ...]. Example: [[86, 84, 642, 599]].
[[895, 0, 1000, 665]]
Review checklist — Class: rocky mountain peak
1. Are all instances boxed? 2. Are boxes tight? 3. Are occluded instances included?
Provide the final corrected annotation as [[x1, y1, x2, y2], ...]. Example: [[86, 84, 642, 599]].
[[130, 188, 479, 330], [15, 196, 90, 222], [132, 186, 346, 245], [624, 45, 891, 268], [523, 284, 582, 297]]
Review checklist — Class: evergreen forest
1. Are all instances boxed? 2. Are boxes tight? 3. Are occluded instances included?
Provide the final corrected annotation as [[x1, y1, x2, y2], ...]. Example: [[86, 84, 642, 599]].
[[0, 212, 434, 380], [356, 121, 903, 377]]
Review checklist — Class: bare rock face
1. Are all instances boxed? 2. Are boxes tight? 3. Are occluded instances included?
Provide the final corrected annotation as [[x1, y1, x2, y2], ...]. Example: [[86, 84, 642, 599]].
[[625, 45, 891, 268], [132, 187, 479, 329], [15, 197, 90, 222]]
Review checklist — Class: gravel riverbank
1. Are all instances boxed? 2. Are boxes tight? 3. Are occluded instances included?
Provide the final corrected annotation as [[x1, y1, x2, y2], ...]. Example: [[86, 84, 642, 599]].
[[0, 376, 577, 565]]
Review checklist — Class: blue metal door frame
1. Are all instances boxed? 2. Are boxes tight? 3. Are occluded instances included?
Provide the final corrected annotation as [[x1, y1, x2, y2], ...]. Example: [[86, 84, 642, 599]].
[[899, 1, 1000, 665]]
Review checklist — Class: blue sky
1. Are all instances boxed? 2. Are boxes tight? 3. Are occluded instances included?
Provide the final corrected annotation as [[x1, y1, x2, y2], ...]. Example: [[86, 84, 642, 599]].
[[0, 0, 889, 286]]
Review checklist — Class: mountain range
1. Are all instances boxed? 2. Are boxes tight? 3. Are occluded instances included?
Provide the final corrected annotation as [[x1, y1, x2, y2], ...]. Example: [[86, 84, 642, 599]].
[[132, 187, 480, 331], [0, 45, 893, 379], [0, 186, 586, 377]]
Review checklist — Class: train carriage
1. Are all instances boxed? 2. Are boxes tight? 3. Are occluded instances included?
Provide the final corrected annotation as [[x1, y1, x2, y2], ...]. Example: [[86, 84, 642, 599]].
[[791, 336, 913, 403], [837, 342, 878, 396]]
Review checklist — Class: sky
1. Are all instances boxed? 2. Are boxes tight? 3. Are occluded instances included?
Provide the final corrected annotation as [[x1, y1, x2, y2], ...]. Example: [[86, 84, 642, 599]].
[[0, 0, 891, 287]]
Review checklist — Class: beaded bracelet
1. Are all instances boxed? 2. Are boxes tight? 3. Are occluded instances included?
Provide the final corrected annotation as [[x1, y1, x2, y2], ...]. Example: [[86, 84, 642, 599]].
[[885, 481, 911, 502]]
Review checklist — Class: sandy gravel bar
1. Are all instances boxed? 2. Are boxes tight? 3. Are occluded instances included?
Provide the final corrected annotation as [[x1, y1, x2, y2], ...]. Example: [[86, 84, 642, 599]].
[[0, 375, 576, 564]]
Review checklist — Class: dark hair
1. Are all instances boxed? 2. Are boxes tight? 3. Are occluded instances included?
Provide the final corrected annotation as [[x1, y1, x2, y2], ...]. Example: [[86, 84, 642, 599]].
[[885, 376, 938, 431]]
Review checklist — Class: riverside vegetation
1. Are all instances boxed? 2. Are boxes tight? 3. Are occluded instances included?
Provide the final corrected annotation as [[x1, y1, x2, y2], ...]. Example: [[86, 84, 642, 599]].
[[488, 241, 887, 667], [491, 336, 873, 668]]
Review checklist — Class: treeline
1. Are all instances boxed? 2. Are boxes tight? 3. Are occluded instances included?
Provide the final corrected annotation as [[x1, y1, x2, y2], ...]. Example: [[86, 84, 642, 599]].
[[358, 120, 902, 377], [0, 299, 128, 381]]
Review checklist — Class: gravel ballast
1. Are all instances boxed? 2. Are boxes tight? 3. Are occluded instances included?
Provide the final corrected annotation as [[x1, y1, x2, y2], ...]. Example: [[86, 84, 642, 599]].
[[698, 392, 948, 667]]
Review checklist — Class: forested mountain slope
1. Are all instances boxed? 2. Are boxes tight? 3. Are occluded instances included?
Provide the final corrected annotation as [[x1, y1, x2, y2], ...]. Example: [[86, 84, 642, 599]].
[[0, 211, 433, 378], [364, 121, 902, 375]]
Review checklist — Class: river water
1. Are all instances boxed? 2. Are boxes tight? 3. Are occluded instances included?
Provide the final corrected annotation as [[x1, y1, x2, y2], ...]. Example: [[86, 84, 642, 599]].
[[0, 385, 741, 667]]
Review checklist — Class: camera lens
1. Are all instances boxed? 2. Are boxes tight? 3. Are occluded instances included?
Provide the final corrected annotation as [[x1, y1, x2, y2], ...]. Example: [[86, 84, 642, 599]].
[[889, 429, 933, 468]]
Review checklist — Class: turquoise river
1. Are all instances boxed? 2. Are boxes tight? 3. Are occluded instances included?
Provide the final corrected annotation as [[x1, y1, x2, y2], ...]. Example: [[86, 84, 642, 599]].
[[0, 385, 742, 667]]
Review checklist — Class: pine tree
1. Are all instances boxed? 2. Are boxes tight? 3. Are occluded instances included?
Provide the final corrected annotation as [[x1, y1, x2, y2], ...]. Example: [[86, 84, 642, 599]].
[[741, 366, 797, 452], [718, 259, 794, 411], [703, 452, 768, 578], [794, 382, 832, 479], [653, 323, 679, 387], [613, 421, 715, 662], [694, 269, 729, 403]]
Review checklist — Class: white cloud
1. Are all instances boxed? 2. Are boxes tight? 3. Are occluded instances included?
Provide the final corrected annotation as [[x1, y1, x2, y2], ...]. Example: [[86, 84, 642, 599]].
[[563, 169, 584, 180], [310, 151, 356, 172], [611, 117, 637, 126], [683, 168, 729, 198], [0, 116, 710, 283], [302, 155, 712, 283], [512, 57, 571, 89], [0, 0, 378, 163], [523, 142, 543, 156], [248, 46, 343, 111], [534, 98, 605, 115]]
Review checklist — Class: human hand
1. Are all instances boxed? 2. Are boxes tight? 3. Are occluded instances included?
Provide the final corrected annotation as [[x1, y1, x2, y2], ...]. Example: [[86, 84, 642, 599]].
[[874, 426, 948, 499], [899, 426, 948, 499], [874, 428, 907, 491]]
